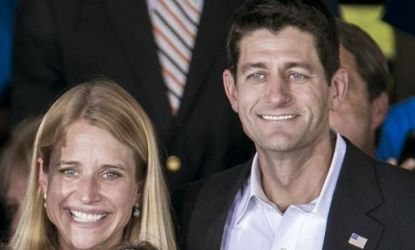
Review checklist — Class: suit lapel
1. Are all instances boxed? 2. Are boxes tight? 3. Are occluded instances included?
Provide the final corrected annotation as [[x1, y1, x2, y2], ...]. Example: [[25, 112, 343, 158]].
[[104, 0, 171, 132], [323, 141, 384, 249], [207, 167, 250, 248]]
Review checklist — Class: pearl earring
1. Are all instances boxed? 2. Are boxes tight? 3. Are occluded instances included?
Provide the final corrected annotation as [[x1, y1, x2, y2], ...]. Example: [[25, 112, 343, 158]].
[[133, 204, 140, 218], [43, 193, 47, 208]]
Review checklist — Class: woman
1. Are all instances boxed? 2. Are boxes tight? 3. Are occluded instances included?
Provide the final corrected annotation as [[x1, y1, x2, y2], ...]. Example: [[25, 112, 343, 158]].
[[9, 80, 176, 249]]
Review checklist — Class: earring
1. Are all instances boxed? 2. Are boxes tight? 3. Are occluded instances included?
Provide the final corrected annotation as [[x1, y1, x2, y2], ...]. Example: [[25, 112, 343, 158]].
[[133, 204, 140, 218], [43, 193, 47, 208]]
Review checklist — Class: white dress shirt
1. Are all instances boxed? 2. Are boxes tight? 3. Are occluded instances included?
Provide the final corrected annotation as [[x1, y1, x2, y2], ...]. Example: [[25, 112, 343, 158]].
[[221, 134, 347, 250]]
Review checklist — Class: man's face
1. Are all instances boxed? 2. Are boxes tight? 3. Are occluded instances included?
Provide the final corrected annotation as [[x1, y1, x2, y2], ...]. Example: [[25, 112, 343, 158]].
[[329, 46, 373, 154], [224, 27, 340, 155]]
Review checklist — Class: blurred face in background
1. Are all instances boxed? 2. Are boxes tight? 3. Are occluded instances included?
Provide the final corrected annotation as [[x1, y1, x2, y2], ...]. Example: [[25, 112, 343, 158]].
[[5, 167, 27, 234], [329, 45, 382, 155]]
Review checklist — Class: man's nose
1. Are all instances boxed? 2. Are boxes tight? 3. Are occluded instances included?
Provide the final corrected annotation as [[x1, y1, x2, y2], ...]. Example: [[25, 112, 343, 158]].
[[264, 76, 293, 105]]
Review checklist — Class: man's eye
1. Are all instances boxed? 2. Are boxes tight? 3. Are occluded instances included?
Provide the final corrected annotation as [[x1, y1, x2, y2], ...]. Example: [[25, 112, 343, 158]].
[[289, 73, 307, 81], [102, 172, 120, 180], [248, 73, 265, 81], [62, 169, 77, 177]]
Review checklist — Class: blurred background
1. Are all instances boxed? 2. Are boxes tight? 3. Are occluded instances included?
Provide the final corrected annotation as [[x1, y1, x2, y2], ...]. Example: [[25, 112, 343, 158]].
[[0, 0, 412, 147]]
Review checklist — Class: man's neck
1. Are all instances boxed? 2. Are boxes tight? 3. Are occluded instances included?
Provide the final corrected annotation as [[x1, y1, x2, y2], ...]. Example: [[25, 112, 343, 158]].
[[258, 135, 335, 212]]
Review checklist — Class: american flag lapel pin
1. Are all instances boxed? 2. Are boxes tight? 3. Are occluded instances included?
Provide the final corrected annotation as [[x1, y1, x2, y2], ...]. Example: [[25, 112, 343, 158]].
[[348, 232, 368, 249]]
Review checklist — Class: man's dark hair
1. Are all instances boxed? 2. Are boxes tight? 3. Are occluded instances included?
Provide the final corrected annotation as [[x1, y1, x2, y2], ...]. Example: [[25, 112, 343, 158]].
[[227, 0, 339, 83], [337, 20, 391, 102]]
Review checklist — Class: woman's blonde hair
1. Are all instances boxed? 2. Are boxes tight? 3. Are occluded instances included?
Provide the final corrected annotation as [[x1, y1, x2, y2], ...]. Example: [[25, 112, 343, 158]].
[[10, 79, 176, 250]]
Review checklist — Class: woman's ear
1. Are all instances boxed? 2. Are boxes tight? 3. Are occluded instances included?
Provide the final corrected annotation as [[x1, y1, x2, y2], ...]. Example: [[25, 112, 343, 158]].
[[134, 180, 144, 204], [38, 157, 48, 194], [328, 68, 348, 111]]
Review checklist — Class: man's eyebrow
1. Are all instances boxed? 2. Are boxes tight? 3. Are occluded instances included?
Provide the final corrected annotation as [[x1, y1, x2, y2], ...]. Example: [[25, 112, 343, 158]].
[[239, 62, 314, 74], [285, 62, 314, 72], [239, 62, 266, 74]]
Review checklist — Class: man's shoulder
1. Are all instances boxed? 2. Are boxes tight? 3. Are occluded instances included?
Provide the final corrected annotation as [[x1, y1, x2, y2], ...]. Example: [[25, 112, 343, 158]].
[[373, 158, 415, 197], [346, 141, 415, 194], [370, 159, 415, 245], [346, 142, 415, 211], [325, 143, 415, 248]]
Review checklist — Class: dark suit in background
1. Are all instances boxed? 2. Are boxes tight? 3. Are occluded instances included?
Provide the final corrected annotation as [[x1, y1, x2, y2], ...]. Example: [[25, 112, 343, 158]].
[[10, 0, 253, 188], [175, 140, 415, 250]]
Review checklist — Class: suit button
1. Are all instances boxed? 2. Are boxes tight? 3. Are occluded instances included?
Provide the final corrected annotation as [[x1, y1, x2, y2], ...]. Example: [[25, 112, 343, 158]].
[[166, 155, 181, 172]]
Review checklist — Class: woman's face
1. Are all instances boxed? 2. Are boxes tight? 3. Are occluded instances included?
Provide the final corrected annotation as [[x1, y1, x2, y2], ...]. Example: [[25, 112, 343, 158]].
[[39, 121, 141, 250]]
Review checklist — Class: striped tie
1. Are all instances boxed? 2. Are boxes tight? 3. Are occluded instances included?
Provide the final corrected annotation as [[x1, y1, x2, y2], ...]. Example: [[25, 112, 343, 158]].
[[152, 0, 201, 115]]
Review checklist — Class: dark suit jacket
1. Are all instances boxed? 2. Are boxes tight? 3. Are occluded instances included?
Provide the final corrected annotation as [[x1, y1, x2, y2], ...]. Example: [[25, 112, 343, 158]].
[[10, 0, 253, 188], [174, 140, 415, 249]]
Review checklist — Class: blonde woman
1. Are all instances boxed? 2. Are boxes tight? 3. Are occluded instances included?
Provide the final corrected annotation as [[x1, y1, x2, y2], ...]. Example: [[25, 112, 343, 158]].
[[9, 80, 176, 250]]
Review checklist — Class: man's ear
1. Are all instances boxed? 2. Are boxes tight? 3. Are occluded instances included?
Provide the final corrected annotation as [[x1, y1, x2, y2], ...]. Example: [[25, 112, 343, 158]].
[[38, 157, 48, 194], [370, 92, 389, 130], [328, 68, 348, 111], [223, 69, 239, 113]]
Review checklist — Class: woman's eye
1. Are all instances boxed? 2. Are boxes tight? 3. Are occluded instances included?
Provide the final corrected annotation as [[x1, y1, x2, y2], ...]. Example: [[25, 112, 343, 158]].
[[102, 172, 120, 180], [248, 72, 265, 81], [62, 169, 77, 177]]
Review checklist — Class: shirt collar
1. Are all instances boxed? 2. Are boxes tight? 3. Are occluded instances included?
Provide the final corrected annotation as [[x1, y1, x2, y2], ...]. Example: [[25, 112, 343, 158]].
[[235, 133, 347, 224]]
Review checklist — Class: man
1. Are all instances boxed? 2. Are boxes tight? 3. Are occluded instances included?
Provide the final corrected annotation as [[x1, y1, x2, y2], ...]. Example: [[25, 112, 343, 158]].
[[10, 0, 253, 188], [329, 20, 390, 156], [330, 20, 415, 170], [175, 1, 415, 249]]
